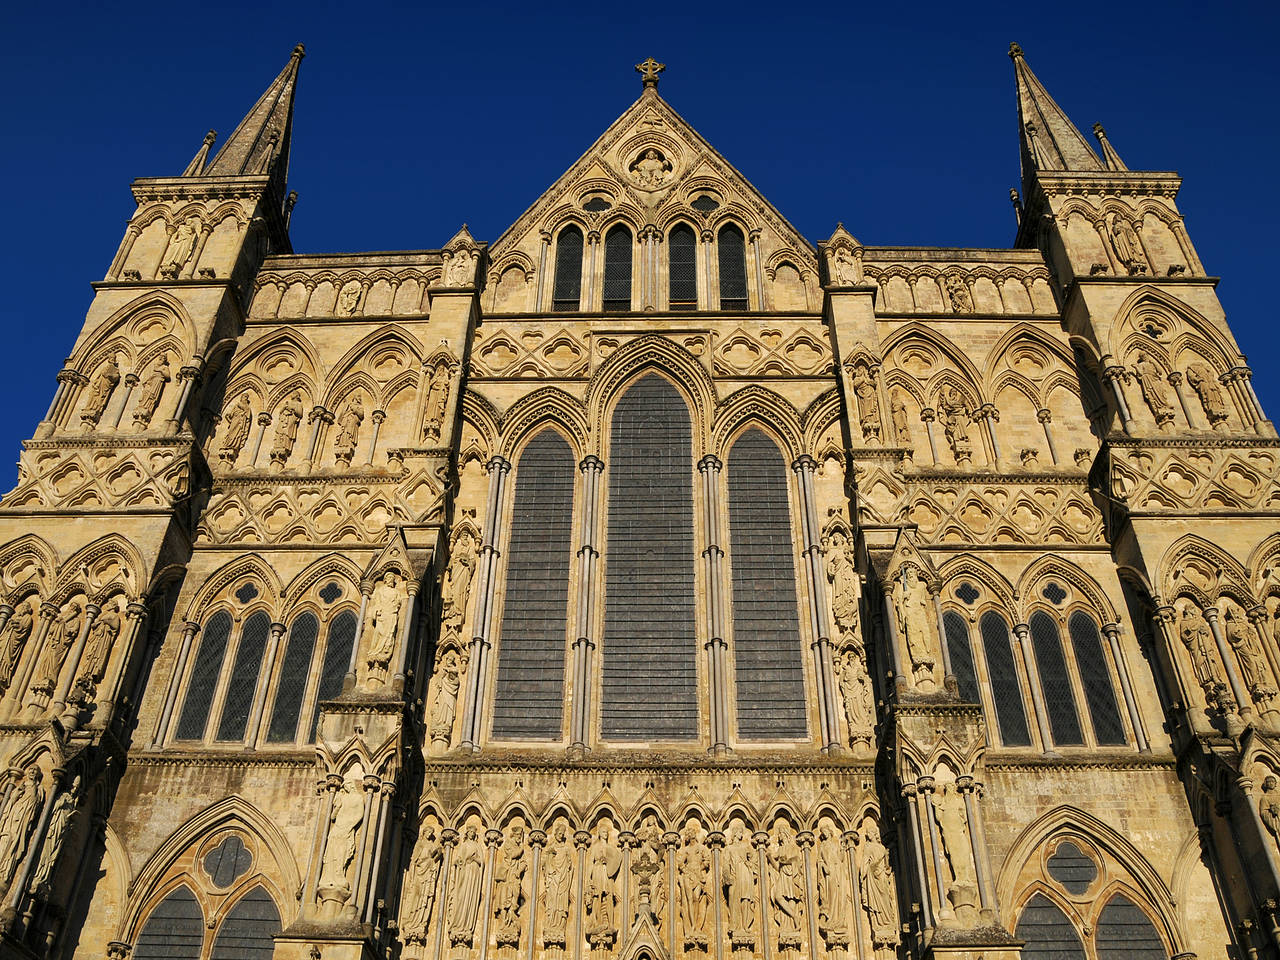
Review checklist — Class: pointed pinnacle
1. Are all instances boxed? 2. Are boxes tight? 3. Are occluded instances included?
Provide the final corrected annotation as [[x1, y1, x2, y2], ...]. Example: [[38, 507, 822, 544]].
[[293, 42, 306, 59], [1009, 42, 1024, 60]]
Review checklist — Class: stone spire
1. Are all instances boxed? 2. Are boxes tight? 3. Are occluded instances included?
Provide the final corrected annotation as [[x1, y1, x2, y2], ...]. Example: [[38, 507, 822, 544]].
[[204, 42, 305, 188], [1009, 42, 1103, 183]]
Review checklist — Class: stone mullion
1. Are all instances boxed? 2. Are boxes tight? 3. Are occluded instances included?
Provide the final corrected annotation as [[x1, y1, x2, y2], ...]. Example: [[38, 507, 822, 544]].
[[700, 230, 715, 311], [151, 619, 200, 745], [1036, 408, 1059, 464], [1100, 622, 1148, 752], [956, 776, 994, 920], [585, 231, 600, 311], [245, 620, 287, 747], [900, 783, 934, 931], [1204, 606, 1254, 723], [48, 604, 100, 717], [361, 781, 395, 924], [792, 456, 839, 750], [699, 455, 729, 753], [460, 455, 511, 751], [1012, 621, 1057, 755]]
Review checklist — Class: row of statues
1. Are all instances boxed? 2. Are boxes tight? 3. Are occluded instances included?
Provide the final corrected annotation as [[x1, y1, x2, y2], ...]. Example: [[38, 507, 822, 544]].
[[0, 596, 123, 716], [399, 813, 900, 957], [0, 766, 80, 905], [77, 353, 173, 433], [1179, 601, 1279, 715], [1129, 352, 1231, 430]]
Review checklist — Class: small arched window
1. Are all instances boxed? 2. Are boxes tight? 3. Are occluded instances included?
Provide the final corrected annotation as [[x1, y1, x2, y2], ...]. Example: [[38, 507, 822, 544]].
[[210, 885, 281, 959], [1029, 611, 1083, 746], [308, 609, 359, 740], [552, 225, 583, 312], [175, 611, 233, 742], [1068, 612, 1127, 745], [980, 611, 1032, 746], [265, 612, 320, 744], [603, 225, 633, 312], [1015, 893, 1086, 959], [134, 885, 204, 959], [942, 611, 981, 704], [668, 224, 698, 310], [215, 611, 272, 742], [1095, 893, 1167, 959], [717, 224, 749, 310]]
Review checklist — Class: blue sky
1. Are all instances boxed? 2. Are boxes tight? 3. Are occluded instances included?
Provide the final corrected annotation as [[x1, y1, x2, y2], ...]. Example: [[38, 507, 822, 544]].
[[1, 2, 1276, 487]]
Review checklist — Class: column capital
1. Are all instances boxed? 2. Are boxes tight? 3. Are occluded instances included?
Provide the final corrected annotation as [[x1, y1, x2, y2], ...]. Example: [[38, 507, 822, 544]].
[[697, 454, 723, 472], [579, 454, 604, 472], [0, 605, 13, 620], [1036, 408, 1052, 423], [441, 827, 460, 847], [795, 830, 815, 848], [256, 412, 272, 427], [1013, 622, 1030, 640], [662, 830, 681, 849], [920, 407, 936, 422], [325, 773, 344, 791], [371, 409, 387, 425], [1203, 605, 1221, 624], [269, 621, 287, 639], [485, 828, 503, 847], [751, 830, 770, 848], [618, 830, 639, 849], [574, 829, 592, 849], [706, 830, 725, 849], [362, 774, 381, 793], [917, 776, 936, 794], [486, 454, 512, 474], [1154, 605, 1176, 625], [126, 602, 147, 621], [529, 829, 548, 848], [1100, 621, 1121, 639], [790, 454, 817, 473]]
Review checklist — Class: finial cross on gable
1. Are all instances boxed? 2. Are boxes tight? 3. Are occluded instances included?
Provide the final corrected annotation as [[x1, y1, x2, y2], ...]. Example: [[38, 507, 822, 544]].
[[635, 57, 666, 89]]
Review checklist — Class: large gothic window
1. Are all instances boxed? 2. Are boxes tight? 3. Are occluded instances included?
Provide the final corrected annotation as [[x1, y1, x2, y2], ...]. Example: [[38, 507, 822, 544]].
[[603, 225, 633, 312], [717, 224, 749, 310], [1029, 611, 1084, 746], [215, 611, 272, 742], [979, 611, 1032, 747], [726, 428, 806, 739], [601, 375, 698, 740], [552, 225, 584, 312], [668, 224, 697, 310], [492, 430, 574, 740], [1095, 893, 1167, 958], [133, 885, 204, 959]]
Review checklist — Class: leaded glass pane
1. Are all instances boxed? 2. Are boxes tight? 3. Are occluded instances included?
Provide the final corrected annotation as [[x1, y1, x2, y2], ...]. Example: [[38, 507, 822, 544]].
[[134, 885, 204, 959], [727, 429, 806, 739], [1068, 613, 1126, 746], [669, 224, 697, 309], [309, 610, 358, 741], [1045, 840, 1096, 895], [1095, 894, 1167, 959], [215, 611, 271, 742], [943, 611, 981, 704], [602, 375, 698, 740], [1029, 612, 1083, 746], [1015, 893, 1086, 959], [265, 613, 319, 743], [492, 430, 573, 740], [204, 834, 253, 889], [979, 612, 1032, 747], [552, 226, 583, 312], [175, 611, 233, 742], [603, 226, 633, 312], [718, 224, 748, 310], [210, 885, 281, 960]]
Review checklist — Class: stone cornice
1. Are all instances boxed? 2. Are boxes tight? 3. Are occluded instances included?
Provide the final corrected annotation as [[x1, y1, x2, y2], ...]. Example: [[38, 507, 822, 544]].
[[128, 751, 317, 769], [1034, 170, 1182, 198], [1103, 433, 1280, 450], [898, 467, 1090, 485], [262, 250, 448, 270], [861, 246, 1045, 264], [986, 753, 1177, 772], [131, 175, 272, 203], [23, 435, 194, 452], [211, 471, 404, 487], [422, 751, 876, 774]]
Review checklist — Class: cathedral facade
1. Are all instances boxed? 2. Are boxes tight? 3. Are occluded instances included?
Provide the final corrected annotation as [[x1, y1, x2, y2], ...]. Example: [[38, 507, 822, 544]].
[[0, 41, 1274, 960]]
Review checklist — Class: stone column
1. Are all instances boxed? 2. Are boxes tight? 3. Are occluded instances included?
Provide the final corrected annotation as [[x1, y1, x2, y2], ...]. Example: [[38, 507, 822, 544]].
[[1092, 219, 1121, 274], [699, 455, 730, 754], [1012, 621, 1057, 755], [797, 830, 821, 960], [392, 584, 422, 694], [343, 584, 373, 693], [792, 456, 839, 750], [900, 783, 934, 929], [752, 830, 771, 960], [880, 584, 907, 697], [1167, 371, 1199, 430], [48, 605, 100, 716], [165, 364, 200, 436], [1036, 408, 1059, 465], [708, 831, 726, 960], [364, 410, 387, 466], [979, 404, 1001, 465], [245, 621, 287, 746], [570, 456, 604, 756], [460, 455, 511, 751], [1205, 606, 1254, 723], [434, 828, 458, 960], [108, 373, 139, 431], [536, 231, 551, 312], [585, 231, 600, 311], [575, 829, 591, 960], [700, 229, 716, 311], [1101, 622, 1148, 752], [750, 229, 766, 311], [305, 774, 343, 912], [150, 620, 200, 746], [920, 408, 940, 464], [106, 225, 141, 279], [1102, 365, 1136, 434], [526, 829, 546, 960], [663, 829, 680, 960], [361, 781, 395, 923], [931, 589, 957, 694], [618, 830, 635, 938], [957, 776, 995, 920], [96, 602, 147, 721]]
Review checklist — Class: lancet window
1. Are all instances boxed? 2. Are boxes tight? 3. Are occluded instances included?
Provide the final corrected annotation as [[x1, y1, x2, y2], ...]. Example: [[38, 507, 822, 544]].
[[668, 224, 698, 310], [552, 225, 584, 312], [602, 225, 633, 312], [942, 610, 982, 704], [133, 883, 281, 960], [717, 223, 749, 310], [1016, 891, 1168, 959], [979, 611, 1033, 747]]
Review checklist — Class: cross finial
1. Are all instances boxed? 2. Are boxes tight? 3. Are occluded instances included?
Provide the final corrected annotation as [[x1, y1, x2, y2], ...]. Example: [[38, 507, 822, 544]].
[[635, 57, 666, 89]]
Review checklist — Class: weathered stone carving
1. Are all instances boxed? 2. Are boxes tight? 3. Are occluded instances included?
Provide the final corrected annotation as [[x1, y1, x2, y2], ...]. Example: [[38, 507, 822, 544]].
[[0, 767, 43, 891], [1133, 352, 1175, 430], [448, 823, 485, 945], [836, 651, 874, 745], [493, 824, 529, 947], [400, 819, 443, 944], [676, 821, 711, 948], [767, 820, 804, 950], [1180, 603, 1222, 694], [895, 571, 936, 684], [132, 355, 171, 430], [31, 775, 78, 896], [0, 600, 34, 692], [1226, 607, 1275, 702], [814, 820, 849, 948], [935, 780, 979, 924], [1109, 215, 1148, 274], [585, 818, 622, 948], [428, 649, 464, 751], [159, 218, 199, 278], [269, 392, 303, 467], [219, 394, 253, 464], [938, 387, 972, 464], [945, 275, 973, 313], [363, 571, 404, 687], [890, 390, 910, 444], [30, 601, 81, 701], [633, 814, 666, 928], [1186, 361, 1229, 428], [1261, 775, 1280, 857], [317, 780, 364, 907], [630, 148, 672, 188], [830, 246, 859, 285], [851, 361, 881, 443], [857, 820, 900, 954], [445, 250, 476, 287], [541, 819, 574, 948], [422, 361, 452, 443], [337, 281, 362, 316], [823, 522, 861, 655], [722, 822, 757, 945], [81, 355, 122, 430], [441, 528, 477, 646], [333, 394, 365, 466], [76, 602, 120, 696]]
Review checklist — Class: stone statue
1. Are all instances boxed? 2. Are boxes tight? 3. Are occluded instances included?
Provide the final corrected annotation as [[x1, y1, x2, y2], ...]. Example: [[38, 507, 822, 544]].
[[1180, 605, 1221, 693], [448, 823, 485, 945], [858, 823, 899, 951], [78, 603, 120, 689], [935, 783, 976, 890], [31, 774, 79, 894], [851, 362, 881, 442], [836, 652, 874, 742], [318, 782, 364, 897], [337, 282, 362, 316], [428, 649, 464, 747], [220, 394, 253, 464], [631, 149, 671, 187], [890, 390, 910, 443], [585, 819, 622, 946], [30, 601, 81, 697], [1261, 775, 1280, 856], [895, 572, 936, 678], [1132, 352, 1175, 426], [333, 394, 365, 465], [0, 601, 35, 691], [1226, 607, 1274, 699], [830, 246, 859, 285], [81, 355, 122, 429], [132, 355, 171, 429], [676, 821, 711, 947], [767, 822, 804, 947], [363, 572, 404, 682], [492, 825, 529, 946], [1186, 362, 1229, 425], [441, 530, 477, 644], [938, 387, 971, 462], [0, 767, 44, 889], [634, 814, 666, 927], [400, 822, 443, 943], [1110, 216, 1147, 274], [823, 528, 861, 655], [422, 362, 451, 442], [945, 275, 973, 313], [160, 218, 199, 276], [269, 393, 303, 466], [722, 822, 757, 940], [541, 821, 574, 947], [815, 821, 849, 945], [446, 252, 475, 287]]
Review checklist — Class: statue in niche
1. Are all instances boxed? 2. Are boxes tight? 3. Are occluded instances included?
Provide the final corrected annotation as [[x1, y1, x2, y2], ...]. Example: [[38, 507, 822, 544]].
[[895, 571, 936, 680], [1132, 352, 1175, 427], [830, 246, 859, 285], [132, 355, 171, 430], [1226, 607, 1274, 700], [31, 774, 79, 895], [934, 782, 977, 906], [945, 275, 973, 313], [269, 392, 303, 466], [400, 820, 443, 943], [1110, 216, 1147, 274], [337, 281, 362, 316], [81, 354, 122, 430], [676, 821, 711, 947], [630, 148, 672, 188], [823, 526, 861, 656], [160, 217, 199, 277], [492, 824, 529, 947], [428, 648, 464, 748], [815, 820, 849, 946], [634, 814, 666, 928], [1261, 775, 1280, 856], [318, 780, 364, 897], [541, 820, 574, 947], [1180, 604, 1222, 693], [30, 601, 82, 698], [1186, 361, 1229, 426], [857, 821, 900, 952], [449, 823, 485, 944], [76, 603, 121, 695], [767, 821, 805, 948], [851, 362, 881, 443], [333, 394, 365, 466], [0, 767, 43, 890], [938, 387, 972, 462], [585, 818, 622, 947], [445, 251, 475, 287], [836, 651, 874, 743], [219, 394, 253, 464], [721, 822, 757, 941], [0, 600, 34, 691], [890, 390, 910, 444], [422, 361, 451, 442], [441, 529, 477, 645], [363, 571, 405, 684]]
